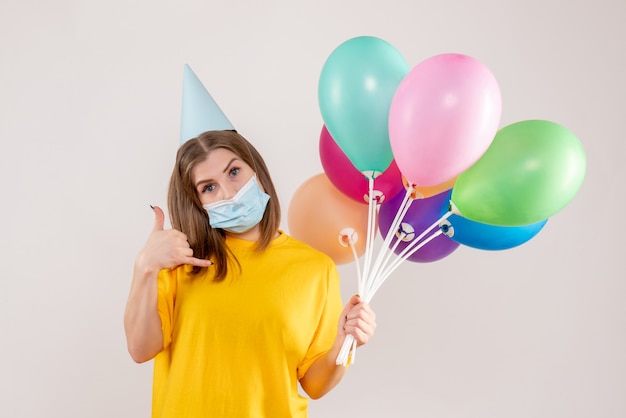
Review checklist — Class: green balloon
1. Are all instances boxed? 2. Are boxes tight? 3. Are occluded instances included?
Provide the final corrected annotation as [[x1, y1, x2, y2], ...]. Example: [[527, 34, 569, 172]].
[[451, 120, 586, 226], [318, 36, 409, 173]]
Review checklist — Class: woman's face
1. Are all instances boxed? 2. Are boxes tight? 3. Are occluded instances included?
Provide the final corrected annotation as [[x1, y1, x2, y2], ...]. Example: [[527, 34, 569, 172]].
[[191, 148, 256, 205]]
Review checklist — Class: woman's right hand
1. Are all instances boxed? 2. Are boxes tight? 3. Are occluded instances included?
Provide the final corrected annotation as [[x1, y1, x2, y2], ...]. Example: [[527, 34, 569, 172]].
[[135, 205, 213, 273], [124, 206, 212, 363]]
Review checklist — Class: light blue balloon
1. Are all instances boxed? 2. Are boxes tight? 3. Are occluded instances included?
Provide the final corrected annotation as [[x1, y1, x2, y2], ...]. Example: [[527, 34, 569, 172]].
[[180, 64, 234, 144]]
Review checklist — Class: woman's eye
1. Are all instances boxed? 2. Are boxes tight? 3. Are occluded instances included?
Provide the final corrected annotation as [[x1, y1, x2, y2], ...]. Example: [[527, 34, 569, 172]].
[[229, 167, 240, 177], [202, 184, 216, 193]]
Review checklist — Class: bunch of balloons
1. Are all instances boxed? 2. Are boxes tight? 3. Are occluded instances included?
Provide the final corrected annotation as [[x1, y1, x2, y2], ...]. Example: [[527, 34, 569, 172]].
[[286, 36, 586, 365]]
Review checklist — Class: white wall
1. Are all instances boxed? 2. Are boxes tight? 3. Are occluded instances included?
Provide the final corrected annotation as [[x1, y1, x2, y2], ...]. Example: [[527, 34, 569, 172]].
[[1, 0, 624, 417]]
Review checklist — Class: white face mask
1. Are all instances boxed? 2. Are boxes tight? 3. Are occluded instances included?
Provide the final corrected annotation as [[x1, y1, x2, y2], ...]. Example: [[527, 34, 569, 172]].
[[203, 175, 270, 233]]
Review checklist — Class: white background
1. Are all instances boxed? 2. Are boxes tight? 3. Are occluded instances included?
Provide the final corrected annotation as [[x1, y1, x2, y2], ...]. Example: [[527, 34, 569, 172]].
[[1, 0, 624, 417]]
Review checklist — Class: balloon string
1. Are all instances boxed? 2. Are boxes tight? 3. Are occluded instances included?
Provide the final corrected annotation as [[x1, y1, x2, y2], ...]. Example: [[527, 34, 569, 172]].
[[375, 227, 410, 293], [362, 177, 381, 294], [361, 186, 374, 294], [396, 210, 451, 262], [369, 229, 444, 300], [336, 334, 355, 366], [365, 188, 414, 298], [339, 198, 458, 365], [367, 212, 450, 304], [361, 177, 377, 284], [363, 186, 414, 299], [338, 176, 378, 366], [403, 229, 444, 261], [344, 233, 363, 295], [376, 211, 453, 288]]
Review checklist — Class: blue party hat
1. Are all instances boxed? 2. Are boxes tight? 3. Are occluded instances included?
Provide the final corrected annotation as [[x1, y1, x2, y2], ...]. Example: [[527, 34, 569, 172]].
[[180, 64, 234, 144]]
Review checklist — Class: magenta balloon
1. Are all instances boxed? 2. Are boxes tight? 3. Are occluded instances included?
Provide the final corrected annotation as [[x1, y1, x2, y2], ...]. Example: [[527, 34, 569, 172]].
[[389, 53, 502, 186], [319, 125, 404, 204], [378, 190, 460, 263]]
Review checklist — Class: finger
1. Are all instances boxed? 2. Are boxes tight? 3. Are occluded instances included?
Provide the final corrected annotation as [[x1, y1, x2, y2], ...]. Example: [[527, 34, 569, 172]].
[[346, 300, 374, 322], [176, 234, 191, 248], [345, 313, 376, 332], [352, 302, 376, 322], [343, 325, 366, 345], [351, 326, 373, 346], [346, 294, 364, 314], [349, 294, 362, 306], [338, 303, 352, 332], [151, 205, 165, 232], [345, 317, 376, 345], [186, 257, 213, 267], [344, 305, 376, 339]]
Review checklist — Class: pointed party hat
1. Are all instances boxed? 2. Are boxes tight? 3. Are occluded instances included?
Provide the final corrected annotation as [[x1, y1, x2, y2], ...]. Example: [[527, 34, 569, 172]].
[[180, 64, 234, 144]]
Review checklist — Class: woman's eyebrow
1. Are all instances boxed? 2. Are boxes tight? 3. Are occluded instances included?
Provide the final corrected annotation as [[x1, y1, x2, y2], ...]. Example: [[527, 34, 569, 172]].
[[195, 158, 241, 188], [222, 158, 239, 173], [195, 178, 212, 188]]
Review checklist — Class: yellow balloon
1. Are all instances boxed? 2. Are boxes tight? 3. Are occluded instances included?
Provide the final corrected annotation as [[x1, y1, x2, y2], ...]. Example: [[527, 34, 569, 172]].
[[288, 173, 371, 265]]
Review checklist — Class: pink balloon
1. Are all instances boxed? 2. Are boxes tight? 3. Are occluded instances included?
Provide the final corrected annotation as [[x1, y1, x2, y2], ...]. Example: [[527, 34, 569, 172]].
[[319, 125, 404, 204], [389, 53, 502, 186]]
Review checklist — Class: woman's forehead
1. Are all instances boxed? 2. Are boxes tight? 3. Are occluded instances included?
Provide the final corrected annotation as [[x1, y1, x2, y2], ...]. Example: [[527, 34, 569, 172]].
[[191, 148, 251, 180]]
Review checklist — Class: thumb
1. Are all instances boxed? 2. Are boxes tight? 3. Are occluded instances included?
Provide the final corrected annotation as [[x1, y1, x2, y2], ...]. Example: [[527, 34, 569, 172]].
[[151, 205, 165, 231], [348, 294, 362, 307]]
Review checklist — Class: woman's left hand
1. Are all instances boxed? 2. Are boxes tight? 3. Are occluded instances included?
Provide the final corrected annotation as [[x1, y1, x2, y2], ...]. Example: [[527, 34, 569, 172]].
[[339, 294, 376, 347]]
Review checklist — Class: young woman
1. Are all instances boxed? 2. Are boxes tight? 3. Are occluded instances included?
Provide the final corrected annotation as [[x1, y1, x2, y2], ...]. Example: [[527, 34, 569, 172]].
[[124, 130, 376, 417]]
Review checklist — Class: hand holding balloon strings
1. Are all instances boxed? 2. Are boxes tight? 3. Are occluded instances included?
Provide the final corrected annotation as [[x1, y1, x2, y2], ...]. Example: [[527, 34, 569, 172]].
[[335, 180, 456, 366]]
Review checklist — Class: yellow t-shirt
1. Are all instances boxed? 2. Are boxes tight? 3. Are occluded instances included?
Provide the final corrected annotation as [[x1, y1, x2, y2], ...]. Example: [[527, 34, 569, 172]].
[[152, 231, 343, 418]]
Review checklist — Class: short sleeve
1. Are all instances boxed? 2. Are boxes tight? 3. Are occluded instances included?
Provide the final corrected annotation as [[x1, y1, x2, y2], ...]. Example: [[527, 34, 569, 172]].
[[156, 268, 178, 350], [297, 263, 343, 380]]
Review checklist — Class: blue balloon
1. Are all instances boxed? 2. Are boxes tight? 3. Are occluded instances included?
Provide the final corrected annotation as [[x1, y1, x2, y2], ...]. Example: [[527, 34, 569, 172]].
[[439, 191, 547, 250], [440, 215, 547, 250]]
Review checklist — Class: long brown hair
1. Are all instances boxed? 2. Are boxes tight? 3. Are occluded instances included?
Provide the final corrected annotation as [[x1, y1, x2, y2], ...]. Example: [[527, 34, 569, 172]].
[[168, 130, 281, 280]]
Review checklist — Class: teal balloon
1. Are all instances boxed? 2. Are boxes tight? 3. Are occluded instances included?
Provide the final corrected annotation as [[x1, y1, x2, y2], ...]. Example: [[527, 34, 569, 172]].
[[451, 120, 586, 226], [318, 36, 409, 173]]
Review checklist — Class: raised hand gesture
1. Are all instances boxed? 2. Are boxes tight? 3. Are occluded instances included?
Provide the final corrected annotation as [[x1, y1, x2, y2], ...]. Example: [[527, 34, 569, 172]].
[[135, 205, 213, 273]]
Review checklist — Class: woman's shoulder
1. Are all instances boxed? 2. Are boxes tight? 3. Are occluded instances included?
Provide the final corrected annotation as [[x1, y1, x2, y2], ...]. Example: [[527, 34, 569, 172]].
[[278, 232, 336, 265]]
